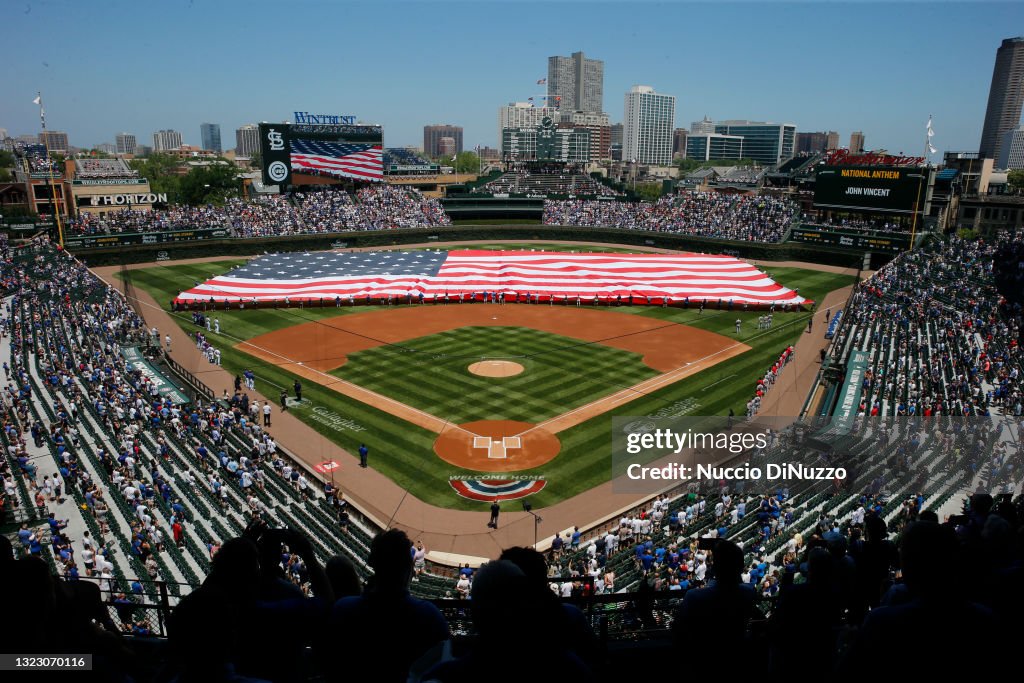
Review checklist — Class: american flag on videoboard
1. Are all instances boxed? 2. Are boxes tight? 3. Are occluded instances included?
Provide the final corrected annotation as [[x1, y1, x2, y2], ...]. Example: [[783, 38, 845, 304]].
[[174, 250, 809, 306], [289, 138, 383, 181]]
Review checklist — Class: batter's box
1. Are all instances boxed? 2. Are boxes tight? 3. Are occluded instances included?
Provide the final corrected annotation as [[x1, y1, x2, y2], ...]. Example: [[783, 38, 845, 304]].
[[473, 436, 491, 449]]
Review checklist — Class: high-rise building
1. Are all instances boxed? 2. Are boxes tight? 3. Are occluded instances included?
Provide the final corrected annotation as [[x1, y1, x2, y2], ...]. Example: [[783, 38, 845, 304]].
[[980, 37, 1024, 161], [423, 124, 463, 157], [714, 121, 796, 165], [498, 103, 558, 152], [115, 132, 137, 156], [998, 126, 1024, 169], [152, 129, 183, 152], [559, 110, 611, 159], [0, 128, 8, 140], [795, 132, 830, 154], [438, 137, 457, 158], [690, 116, 716, 135], [609, 123, 624, 161], [547, 51, 604, 113], [95, 142, 116, 154], [235, 125, 259, 158], [622, 85, 676, 166], [849, 131, 865, 154], [673, 128, 689, 159], [685, 133, 744, 162], [200, 123, 222, 153], [826, 131, 840, 150], [39, 130, 69, 154]]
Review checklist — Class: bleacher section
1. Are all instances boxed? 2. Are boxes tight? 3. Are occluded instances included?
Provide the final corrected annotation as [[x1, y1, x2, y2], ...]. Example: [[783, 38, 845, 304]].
[[826, 236, 1022, 418], [74, 158, 139, 180], [475, 171, 619, 197], [544, 192, 798, 242]]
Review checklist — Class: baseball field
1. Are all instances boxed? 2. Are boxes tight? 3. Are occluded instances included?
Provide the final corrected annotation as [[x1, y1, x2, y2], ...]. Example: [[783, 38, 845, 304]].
[[122, 246, 855, 511]]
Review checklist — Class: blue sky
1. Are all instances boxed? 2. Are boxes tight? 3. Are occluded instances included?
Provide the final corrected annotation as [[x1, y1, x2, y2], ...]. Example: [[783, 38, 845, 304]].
[[1, 0, 1020, 156]]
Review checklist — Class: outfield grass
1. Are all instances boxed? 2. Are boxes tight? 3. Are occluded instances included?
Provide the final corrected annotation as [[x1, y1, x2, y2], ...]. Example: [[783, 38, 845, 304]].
[[123, 256, 855, 510], [337, 326, 657, 423]]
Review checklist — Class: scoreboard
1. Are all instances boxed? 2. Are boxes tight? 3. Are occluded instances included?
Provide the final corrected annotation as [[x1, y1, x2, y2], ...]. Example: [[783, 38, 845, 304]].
[[813, 166, 929, 214], [259, 122, 384, 186]]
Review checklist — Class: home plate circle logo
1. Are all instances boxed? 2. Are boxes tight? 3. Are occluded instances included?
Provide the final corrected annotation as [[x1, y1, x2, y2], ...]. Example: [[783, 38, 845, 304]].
[[449, 477, 547, 502]]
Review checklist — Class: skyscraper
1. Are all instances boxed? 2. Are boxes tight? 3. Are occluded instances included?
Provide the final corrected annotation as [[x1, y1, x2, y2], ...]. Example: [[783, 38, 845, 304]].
[[690, 116, 716, 135], [200, 123, 222, 153], [980, 37, 1024, 162], [826, 131, 840, 150], [998, 126, 1024, 169], [547, 51, 604, 113], [849, 131, 865, 154], [152, 129, 182, 152], [235, 125, 259, 158], [713, 121, 796, 165], [623, 85, 676, 166], [115, 132, 137, 155], [795, 132, 829, 154], [673, 128, 689, 159], [423, 124, 463, 157]]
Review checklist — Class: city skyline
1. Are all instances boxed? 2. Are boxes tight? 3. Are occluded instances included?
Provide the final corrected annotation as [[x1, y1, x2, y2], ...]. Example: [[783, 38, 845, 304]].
[[1, 1, 1021, 158]]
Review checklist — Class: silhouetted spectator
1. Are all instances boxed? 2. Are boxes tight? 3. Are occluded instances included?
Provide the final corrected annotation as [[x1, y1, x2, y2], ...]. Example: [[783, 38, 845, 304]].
[[326, 529, 448, 683]]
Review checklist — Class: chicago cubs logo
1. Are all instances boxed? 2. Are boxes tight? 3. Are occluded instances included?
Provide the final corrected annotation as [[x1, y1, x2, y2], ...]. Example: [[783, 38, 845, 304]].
[[448, 477, 546, 502], [267, 161, 289, 183]]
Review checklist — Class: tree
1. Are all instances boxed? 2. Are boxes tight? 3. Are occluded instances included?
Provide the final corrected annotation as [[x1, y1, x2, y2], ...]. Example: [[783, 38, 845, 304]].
[[453, 151, 480, 174], [177, 163, 242, 206], [129, 153, 184, 201], [0, 150, 15, 169], [635, 182, 663, 201], [1008, 169, 1024, 194], [248, 151, 262, 171]]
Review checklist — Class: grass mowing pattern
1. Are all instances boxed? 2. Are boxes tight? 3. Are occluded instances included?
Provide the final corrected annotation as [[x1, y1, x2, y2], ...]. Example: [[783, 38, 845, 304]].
[[337, 326, 658, 424], [122, 257, 855, 510]]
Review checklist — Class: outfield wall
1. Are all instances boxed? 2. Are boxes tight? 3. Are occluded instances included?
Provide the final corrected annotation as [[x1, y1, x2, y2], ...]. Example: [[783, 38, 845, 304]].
[[66, 224, 863, 268]]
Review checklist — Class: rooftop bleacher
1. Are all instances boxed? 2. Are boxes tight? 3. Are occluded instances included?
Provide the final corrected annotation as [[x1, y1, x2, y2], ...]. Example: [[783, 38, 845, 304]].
[[74, 158, 139, 180]]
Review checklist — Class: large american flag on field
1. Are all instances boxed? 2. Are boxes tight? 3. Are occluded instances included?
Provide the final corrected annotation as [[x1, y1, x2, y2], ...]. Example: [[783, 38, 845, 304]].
[[174, 250, 809, 306], [290, 139, 383, 181]]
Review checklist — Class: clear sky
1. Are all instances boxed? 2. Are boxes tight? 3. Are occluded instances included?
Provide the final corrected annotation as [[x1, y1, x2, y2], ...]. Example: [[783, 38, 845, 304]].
[[0, 0, 1020, 156]]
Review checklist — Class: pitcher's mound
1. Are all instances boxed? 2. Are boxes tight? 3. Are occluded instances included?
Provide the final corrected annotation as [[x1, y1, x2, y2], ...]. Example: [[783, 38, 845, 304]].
[[435, 420, 560, 472], [468, 360, 524, 377]]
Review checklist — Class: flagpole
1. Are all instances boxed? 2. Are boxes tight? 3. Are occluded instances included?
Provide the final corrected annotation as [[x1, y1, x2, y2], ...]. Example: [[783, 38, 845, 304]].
[[36, 91, 65, 248]]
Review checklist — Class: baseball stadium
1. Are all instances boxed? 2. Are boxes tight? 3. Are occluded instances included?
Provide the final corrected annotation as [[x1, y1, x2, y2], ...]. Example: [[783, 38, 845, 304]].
[[2, 84, 1023, 683]]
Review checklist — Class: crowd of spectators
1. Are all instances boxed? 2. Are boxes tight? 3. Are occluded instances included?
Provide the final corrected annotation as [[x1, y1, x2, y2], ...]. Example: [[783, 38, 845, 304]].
[[478, 171, 619, 197], [544, 191, 797, 242], [832, 234, 1022, 417], [1, 233, 1023, 681], [26, 155, 60, 175], [62, 186, 450, 236]]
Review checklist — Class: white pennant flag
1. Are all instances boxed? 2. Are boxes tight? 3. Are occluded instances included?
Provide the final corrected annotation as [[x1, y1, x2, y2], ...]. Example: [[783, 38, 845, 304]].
[[926, 117, 934, 137], [32, 95, 41, 106], [928, 143, 937, 155]]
